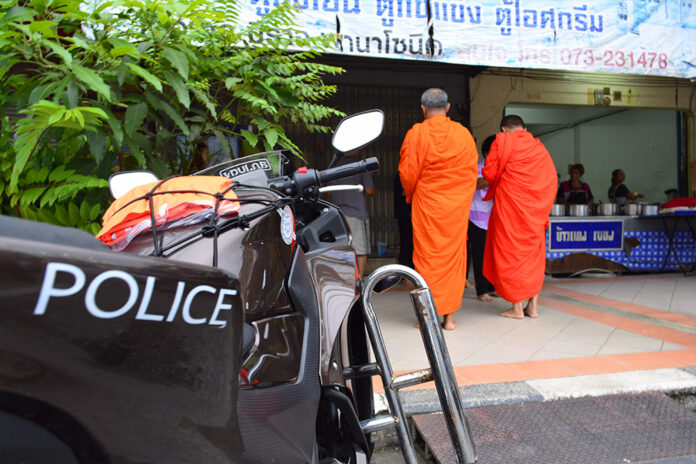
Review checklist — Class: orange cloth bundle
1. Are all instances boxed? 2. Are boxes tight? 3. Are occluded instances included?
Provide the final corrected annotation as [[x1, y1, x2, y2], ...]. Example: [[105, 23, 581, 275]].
[[97, 176, 240, 249]]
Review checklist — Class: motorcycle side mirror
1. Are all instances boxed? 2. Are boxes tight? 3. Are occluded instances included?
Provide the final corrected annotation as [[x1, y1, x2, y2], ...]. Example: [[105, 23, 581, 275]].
[[331, 109, 384, 155], [109, 171, 159, 199]]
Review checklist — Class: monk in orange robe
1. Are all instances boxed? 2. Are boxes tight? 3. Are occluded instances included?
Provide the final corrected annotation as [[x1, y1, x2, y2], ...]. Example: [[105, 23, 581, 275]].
[[482, 115, 557, 319], [399, 88, 478, 330]]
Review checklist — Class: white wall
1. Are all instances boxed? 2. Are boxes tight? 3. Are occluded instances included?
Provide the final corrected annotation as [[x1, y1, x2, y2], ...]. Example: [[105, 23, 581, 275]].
[[574, 109, 678, 203], [469, 70, 695, 196], [511, 107, 679, 204]]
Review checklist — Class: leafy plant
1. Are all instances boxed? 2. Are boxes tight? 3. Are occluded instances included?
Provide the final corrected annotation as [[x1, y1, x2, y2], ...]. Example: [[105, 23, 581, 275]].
[[0, 0, 343, 231]]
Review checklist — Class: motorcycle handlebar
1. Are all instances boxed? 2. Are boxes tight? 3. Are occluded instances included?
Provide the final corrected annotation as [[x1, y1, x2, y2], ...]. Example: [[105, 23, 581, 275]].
[[316, 157, 380, 185], [270, 157, 380, 197]]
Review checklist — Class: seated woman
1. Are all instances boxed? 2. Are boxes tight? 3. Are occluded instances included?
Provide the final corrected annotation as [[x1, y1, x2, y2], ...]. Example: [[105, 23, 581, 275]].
[[557, 163, 594, 205], [608, 169, 643, 206]]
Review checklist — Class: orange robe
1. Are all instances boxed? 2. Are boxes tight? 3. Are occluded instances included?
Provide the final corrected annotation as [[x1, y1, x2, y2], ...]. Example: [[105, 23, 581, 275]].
[[482, 130, 557, 303], [399, 114, 478, 315]]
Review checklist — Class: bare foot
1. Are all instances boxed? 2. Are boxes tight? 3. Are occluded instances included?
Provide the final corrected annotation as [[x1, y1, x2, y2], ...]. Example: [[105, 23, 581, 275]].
[[465, 280, 474, 289], [500, 302, 524, 319], [413, 322, 421, 329], [441, 314, 458, 330], [524, 295, 539, 318], [499, 308, 524, 319], [477, 293, 494, 302]]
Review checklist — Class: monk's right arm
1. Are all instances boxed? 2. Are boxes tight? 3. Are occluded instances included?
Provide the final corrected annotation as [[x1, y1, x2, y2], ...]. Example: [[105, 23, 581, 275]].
[[482, 140, 501, 184], [399, 129, 420, 203]]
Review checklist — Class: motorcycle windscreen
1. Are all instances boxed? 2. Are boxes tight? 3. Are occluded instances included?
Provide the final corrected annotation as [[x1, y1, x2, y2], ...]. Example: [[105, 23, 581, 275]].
[[0, 236, 245, 462], [197, 150, 294, 181]]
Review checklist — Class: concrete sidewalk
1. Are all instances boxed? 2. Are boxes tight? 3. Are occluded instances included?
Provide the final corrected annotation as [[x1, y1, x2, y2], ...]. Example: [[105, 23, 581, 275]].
[[368, 272, 696, 412]]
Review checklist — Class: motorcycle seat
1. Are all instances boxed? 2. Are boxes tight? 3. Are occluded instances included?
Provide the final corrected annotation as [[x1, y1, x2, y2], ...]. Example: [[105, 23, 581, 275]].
[[0, 215, 108, 251]]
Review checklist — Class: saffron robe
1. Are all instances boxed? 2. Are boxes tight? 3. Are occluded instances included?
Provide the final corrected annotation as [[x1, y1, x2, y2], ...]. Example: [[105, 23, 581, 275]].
[[482, 130, 557, 303], [399, 114, 478, 315]]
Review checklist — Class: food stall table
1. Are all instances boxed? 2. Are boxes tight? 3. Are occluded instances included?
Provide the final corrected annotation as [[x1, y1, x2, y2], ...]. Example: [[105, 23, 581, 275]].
[[659, 211, 696, 275], [546, 214, 696, 275]]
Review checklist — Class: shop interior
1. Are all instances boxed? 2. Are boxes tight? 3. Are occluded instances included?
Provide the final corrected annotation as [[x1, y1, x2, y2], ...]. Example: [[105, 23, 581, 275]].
[[505, 103, 684, 205]]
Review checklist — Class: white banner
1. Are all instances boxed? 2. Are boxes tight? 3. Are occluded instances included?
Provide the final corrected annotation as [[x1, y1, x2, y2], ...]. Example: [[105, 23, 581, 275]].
[[239, 0, 696, 78]]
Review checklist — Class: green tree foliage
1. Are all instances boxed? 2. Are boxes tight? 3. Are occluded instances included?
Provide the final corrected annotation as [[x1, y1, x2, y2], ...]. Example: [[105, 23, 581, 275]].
[[0, 0, 343, 232]]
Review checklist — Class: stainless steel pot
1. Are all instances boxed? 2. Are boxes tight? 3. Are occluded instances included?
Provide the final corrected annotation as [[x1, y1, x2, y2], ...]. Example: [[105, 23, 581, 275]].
[[568, 204, 589, 217], [598, 203, 617, 216], [550, 204, 565, 216], [624, 203, 641, 215], [642, 204, 659, 216]]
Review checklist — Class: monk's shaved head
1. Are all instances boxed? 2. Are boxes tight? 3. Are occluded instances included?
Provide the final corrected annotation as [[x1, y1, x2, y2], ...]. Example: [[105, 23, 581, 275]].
[[421, 88, 449, 109], [500, 115, 525, 130]]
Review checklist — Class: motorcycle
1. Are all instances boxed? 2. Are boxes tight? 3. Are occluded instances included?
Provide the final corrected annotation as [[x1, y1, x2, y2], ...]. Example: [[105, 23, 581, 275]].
[[0, 110, 476, 463]]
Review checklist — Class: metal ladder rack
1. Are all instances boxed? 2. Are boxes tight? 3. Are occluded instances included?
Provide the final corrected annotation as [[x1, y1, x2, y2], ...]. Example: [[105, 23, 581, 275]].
[[357, 264, 477, 464]]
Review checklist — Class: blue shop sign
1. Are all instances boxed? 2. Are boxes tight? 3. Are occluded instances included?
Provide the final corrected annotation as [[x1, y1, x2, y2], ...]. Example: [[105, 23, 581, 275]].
[[549, 220, 623, 252]]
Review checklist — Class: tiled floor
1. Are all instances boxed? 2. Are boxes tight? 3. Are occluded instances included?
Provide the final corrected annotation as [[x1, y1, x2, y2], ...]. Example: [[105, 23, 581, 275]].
[[368, 272, 696, 392]]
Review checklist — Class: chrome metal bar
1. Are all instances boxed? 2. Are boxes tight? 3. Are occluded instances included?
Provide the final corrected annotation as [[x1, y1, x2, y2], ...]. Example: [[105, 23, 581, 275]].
[[392, 368, 433, 391], [411, 288, 477, 463], [361, 268, 419, 464], [360, 415, 397, 434], [362, 264, 478, 464]]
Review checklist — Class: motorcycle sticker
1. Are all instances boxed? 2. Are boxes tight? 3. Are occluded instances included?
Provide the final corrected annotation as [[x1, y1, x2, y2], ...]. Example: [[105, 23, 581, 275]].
[[278, 205, 296, 246], [219, 158, 272, 179]]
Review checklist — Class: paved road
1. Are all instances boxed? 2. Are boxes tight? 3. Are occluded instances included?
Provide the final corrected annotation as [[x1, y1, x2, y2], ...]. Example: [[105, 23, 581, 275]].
[[373, 390, 696, 464]]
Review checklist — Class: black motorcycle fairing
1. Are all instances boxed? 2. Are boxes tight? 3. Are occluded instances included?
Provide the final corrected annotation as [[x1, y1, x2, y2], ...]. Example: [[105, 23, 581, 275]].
[[236, 246, 320, 463], [0, 236, 245, 463], [296, 203, 351, 254], [345, 303, 375, 425], [0, 215, 106, 250], [239, 315, 305, 388], [0, 392, 103, 464], [0, 411, 79, 464], [315, 301, 374, 462], [237, 197, 294, 322], [318, 387, 371, 460]]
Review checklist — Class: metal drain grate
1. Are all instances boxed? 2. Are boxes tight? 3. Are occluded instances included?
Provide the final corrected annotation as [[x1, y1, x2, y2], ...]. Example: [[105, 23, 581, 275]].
[[412, 392, 696, 464]]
